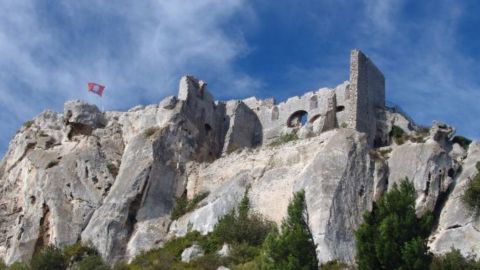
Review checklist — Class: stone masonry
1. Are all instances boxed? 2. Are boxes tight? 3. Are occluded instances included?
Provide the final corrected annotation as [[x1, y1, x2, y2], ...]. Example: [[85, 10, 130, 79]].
[[225, 49, 385, 147]]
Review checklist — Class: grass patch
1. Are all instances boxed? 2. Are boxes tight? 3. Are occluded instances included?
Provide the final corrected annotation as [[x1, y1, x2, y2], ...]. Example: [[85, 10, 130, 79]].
[[46, 160, 59, 169], [171, 192, 210, 220], [340, 122, 348, 128], [6, 262, 29, 270], [390, 125, 408, 145], [269, 133, 298, 147], [452, 135, 472, 150]]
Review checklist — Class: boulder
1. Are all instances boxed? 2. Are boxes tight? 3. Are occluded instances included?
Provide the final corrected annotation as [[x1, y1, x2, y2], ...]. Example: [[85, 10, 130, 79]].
[[181, 244, 204, 263], [64, 100, 105, 128], [217, 243, 230, 257]]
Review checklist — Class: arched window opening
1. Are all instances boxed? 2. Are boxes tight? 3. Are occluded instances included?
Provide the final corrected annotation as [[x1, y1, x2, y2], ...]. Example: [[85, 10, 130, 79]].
[[287, 110, 308, 128]]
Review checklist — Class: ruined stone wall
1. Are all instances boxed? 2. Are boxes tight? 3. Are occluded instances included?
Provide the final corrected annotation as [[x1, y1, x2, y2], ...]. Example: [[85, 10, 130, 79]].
[[347, 50, 385, 145], [177, 76, 227, 160], [174, 50, 385, 152], [242, 88, 340, 143]]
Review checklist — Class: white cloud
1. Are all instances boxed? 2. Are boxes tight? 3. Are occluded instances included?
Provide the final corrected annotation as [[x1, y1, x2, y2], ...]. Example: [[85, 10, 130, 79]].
[[0, 0, 260, 155]]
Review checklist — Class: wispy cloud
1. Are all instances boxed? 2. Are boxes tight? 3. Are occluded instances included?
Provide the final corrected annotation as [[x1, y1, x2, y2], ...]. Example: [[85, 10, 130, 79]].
[[356, 1, 480, 137], [0, 0, 260, 155]]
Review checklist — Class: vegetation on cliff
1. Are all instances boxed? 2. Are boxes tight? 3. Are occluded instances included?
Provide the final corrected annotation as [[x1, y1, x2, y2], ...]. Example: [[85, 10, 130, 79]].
[[261, 190, 318, 270], [462, 162, 480, 216]]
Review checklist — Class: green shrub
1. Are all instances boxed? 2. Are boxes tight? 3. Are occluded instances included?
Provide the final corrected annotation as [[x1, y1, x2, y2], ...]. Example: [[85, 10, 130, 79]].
[[462, 162, 480, 216], [62, 243, 108, 270], [211, 191, 274, 248], [390, 125, 407, 145], [269, 133, 298, 147], [452, 135, 472, 150], [261, 190, 318, 270], [340, 122, 348, 128], [355, 179, 434, 270], [171, 191, 210, 220], [430, 248, 480, 270], [187, 253, 227, 270], [30, 246, 66, 270], [232, 259, 261, 270], [111, 262, 130, 270], [228, 243, 260, 265], [107, 163, 119, 178], [321, 260, 350, 270], [7, 262, 29, 270], [0, 259, 6, 270], [73, 255, 109, 270]]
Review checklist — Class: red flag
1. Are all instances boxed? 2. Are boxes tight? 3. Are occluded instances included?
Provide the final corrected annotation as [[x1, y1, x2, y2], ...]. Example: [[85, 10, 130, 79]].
[[87, 82, 105, 97]]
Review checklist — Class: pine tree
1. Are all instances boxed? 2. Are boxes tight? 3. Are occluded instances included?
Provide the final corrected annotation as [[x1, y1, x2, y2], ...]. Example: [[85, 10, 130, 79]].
[[261, 190, 318, 270], [355, 179, 434, 270]]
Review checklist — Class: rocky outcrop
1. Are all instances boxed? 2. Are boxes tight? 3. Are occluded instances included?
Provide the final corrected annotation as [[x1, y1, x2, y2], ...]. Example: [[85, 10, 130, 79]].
[[0, 50, 479, 267], [169, 129, 374, 264], [429, 142, 480, 257]]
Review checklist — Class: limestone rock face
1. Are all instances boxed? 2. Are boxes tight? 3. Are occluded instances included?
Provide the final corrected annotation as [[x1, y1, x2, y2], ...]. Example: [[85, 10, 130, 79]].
[[1, 52, 480, 267], [169, 129, 374, 265], [429, 142, 480, 257], [387, 140, 458, 216], [0, 107, 122, 264]]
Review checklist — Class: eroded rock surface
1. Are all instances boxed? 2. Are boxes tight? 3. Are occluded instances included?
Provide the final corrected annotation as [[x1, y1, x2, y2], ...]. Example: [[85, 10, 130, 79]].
[[169, 129, 374, 264], [429, 142, 480, 257], [1, 50, 479, 267]]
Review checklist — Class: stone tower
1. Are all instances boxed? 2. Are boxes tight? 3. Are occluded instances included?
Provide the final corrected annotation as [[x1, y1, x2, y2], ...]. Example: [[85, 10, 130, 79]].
[[347, 49, 385, 145]]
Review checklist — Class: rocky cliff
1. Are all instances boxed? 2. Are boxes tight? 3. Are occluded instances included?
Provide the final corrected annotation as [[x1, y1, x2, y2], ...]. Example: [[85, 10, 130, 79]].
[[0, 51, 478, 266]]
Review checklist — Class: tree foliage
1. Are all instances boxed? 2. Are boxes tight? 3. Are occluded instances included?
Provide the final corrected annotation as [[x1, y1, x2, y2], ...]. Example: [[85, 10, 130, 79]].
[[30, 246, 66, 270], [355, 179, 434, 270], [212, 192, 274, 248], [430, 248, 480, 270], [462, 162, 480, 216], [261, 190, 318, 270]]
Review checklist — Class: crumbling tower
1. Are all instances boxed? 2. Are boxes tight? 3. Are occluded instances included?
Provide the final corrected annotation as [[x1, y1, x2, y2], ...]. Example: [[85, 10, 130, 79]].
[[346, 49, 385, 145]]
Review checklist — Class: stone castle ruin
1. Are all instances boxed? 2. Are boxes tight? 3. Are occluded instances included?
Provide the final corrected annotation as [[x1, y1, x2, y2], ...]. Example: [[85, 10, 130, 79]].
[[178, 49, 385, 155], [1, 48, 474, 266]]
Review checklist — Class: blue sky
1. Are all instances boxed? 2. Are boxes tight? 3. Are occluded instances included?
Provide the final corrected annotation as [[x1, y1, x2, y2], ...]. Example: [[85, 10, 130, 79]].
[[1, 0, 479, 156]]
